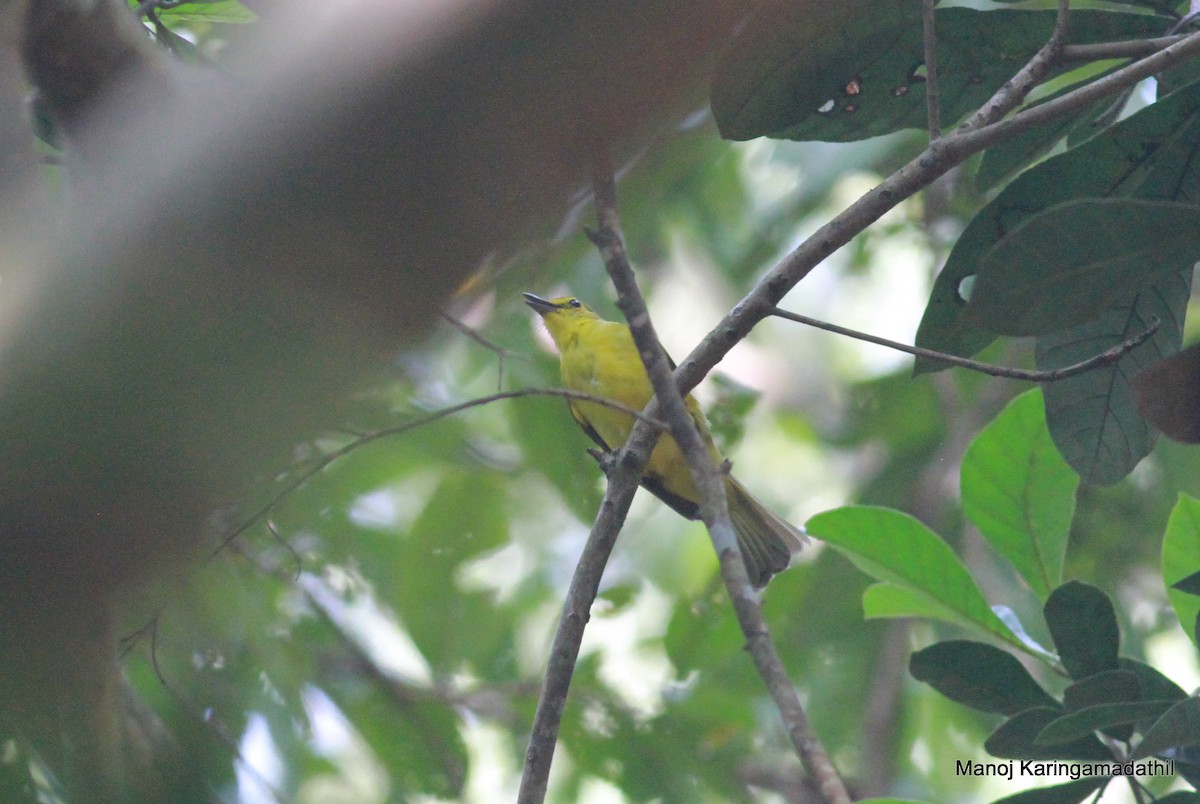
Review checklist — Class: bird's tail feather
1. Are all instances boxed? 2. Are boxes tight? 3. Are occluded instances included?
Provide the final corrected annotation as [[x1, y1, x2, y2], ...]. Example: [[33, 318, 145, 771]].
[[724, 476, 804, 588]]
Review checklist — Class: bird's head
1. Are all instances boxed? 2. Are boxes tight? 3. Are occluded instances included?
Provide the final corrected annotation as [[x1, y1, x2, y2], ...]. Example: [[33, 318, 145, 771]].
[[523, 292, 602, 346]]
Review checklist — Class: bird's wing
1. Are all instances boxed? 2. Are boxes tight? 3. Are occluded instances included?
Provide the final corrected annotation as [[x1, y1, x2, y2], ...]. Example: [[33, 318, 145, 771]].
[[568, 400, 612, 452]]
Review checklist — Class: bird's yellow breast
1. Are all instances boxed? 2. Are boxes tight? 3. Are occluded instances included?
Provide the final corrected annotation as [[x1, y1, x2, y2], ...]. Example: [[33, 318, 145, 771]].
[[556, 317, 713, 504]]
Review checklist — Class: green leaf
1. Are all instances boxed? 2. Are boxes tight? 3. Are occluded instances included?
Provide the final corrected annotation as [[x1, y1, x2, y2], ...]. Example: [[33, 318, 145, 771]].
[[1062, 670, 1141, 712], [961, 389, 1077, 600], [915, 77, 1200, 372], [909, 640, 1060, 715], [863, 582, 997, 631], [990, 775, 1108, 804], [1131, 697, 1200, 759], [710, 0, 914, 141], [1044, 582, 1119, 680], [963, 199, 1200, 336], [1036, 700, 1177, 744], [1163, 494, 1200, 647], [154, 1, 256, 24], [986, 707, 1112, 760], [712, 7, 1165, 142], [1117, 658, 1188, 703], [1036, 269, 1191, 485], [806, 506, 1018, 646]]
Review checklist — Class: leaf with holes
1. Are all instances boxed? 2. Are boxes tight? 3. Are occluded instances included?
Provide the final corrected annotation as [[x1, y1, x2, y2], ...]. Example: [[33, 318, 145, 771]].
[[712, 6, 1165, 142]]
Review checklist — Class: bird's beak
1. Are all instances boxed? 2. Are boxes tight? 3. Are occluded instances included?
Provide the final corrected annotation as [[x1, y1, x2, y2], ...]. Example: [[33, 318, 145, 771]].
[[522, 292, 558, 315]]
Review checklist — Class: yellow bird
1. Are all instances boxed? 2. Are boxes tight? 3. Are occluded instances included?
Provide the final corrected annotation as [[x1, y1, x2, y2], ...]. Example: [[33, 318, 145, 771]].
[[524, 292, 802, 587]]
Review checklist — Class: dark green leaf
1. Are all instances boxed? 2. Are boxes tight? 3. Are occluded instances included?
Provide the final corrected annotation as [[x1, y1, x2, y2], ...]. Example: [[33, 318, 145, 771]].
[[711, 0, 914, 141], [915, 77, 1200, 373], [1044, 582, 1119, 680], [1173, 570, 1200, 596], [1117, 658, 1188, 703], [1062, 670, 1141, 711], [990, 775, 1108, 804], [963, 199, 1200, 336], [961, 389, 1077, 600], [986, 707, 1112, 760], [1036, 268, 1191, 485], [713, 7, 1166, 142], [1036, 701, 1175, 744], [1132, 697, 1200, 759], [909, 640, 1060, 715]]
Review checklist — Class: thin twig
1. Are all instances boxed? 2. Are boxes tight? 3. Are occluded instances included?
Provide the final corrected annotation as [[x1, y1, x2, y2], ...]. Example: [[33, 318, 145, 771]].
[[590, 149, 851, 804], [440, 310, 528, 390], [211, 387, 666, 560], [921, 0, 941, 140], [771, 309, 1161, 382], [264, 519, 302, 580]]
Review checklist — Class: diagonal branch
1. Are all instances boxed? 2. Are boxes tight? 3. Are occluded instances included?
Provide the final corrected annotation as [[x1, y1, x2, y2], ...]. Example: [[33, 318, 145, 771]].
[[585, 148, 851, 804]]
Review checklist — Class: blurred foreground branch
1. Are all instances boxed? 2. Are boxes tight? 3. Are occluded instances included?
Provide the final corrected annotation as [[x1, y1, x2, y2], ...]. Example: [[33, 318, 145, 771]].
[[0, 0, 743, 797]]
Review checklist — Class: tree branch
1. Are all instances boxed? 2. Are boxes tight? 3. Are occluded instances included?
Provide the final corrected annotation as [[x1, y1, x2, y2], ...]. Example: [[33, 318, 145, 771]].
[[770, 308, 1161, 382], [517, 452, 646, 803], [1061, 35, 1187, 62], [584, 148, 851, 804]]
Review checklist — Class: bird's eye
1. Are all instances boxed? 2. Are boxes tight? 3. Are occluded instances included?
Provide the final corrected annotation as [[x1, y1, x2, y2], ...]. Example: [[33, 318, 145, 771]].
[[568, 298, 581, 308]]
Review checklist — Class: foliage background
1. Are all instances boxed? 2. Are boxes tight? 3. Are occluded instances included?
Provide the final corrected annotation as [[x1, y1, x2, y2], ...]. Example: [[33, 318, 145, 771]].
[[9, 1, 1200, 802]]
